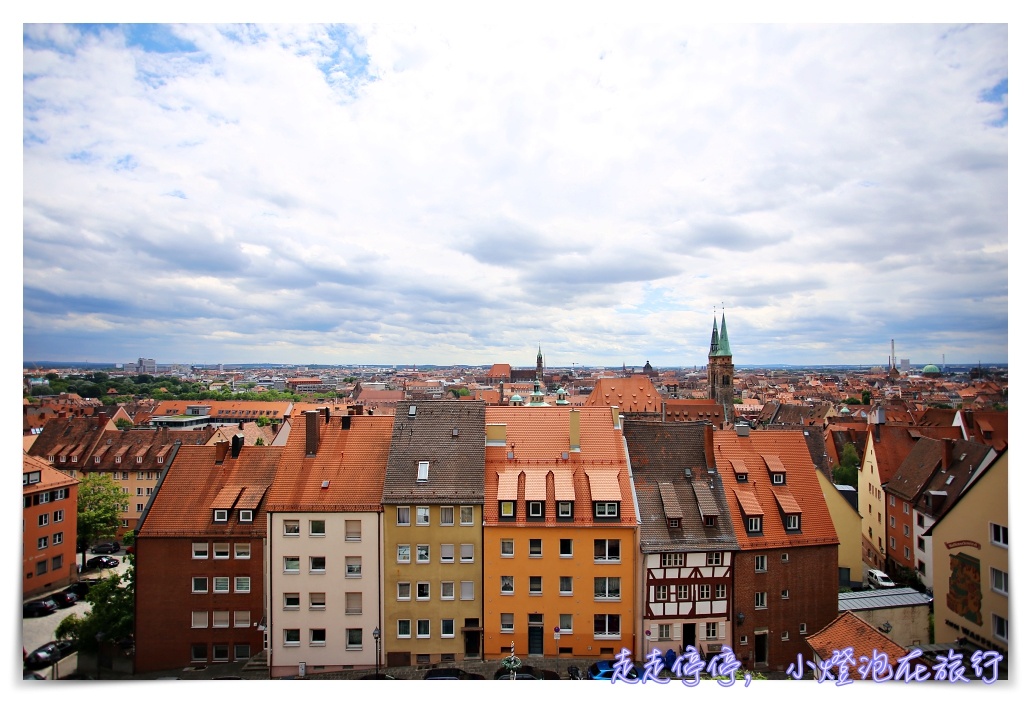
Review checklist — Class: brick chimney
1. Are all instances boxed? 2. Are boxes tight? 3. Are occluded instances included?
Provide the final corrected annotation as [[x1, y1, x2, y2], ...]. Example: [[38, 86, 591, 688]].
[[941, 438, 954, 471], [704, 423, 716, 472], [305, 410, 319, 457], [231, 433, 244, 458], [214, 440, 230, 463]]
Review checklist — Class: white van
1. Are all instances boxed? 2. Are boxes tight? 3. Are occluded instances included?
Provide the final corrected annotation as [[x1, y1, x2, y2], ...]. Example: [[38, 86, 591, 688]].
[[867, 569, 896, 589]]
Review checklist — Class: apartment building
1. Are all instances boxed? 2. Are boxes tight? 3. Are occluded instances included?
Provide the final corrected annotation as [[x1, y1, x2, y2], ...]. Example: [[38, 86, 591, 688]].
[[23, 454, 79, 597]]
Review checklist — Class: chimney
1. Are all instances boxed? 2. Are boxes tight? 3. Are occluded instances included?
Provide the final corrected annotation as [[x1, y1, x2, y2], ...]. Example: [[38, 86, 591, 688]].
[[305, 410, 320, 456], [704, 423, 716, 471], [342, 415, 351, 431], [239, 421, 245, 430], [569, 410, 581, 453], [231, 433, 244, 458], [323, 407, 330, 424], [214, 440, 230, 463], [735, 423, 750, 437], [941, 438, 954, 471], [355, 405, 364, 415], [611, 406, 622, 430]]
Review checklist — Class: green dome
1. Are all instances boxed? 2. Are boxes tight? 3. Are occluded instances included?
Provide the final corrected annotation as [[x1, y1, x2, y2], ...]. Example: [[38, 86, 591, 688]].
[[922, 364, 941, 374]]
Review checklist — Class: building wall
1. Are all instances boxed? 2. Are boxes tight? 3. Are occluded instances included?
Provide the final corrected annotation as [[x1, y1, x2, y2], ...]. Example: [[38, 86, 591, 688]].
[[816, 470, 863, 587], [134, 536, 265, 673], [931, 453, 1008, 657], [268, 511, 384, 677], [858, 440, 887, 572], [851, 604, 932, 648], [885, 494, 916, 573], [23, 481, 78, 597], [731, 544, 838, 672], [381, 503, 483, 667], [482, 524, 635, 660]]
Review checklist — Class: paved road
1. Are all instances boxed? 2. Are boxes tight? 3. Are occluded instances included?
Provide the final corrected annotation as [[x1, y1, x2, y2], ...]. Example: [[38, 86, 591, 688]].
[[23, 552, 131, 671]]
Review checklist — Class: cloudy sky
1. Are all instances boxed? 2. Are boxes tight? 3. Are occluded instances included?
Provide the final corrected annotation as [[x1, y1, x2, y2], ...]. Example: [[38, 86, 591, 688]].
[[20, 18, 1010, 368]]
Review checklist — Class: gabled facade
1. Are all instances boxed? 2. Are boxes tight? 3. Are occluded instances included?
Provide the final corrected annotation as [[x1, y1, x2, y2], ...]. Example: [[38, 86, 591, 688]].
[[624, 420, 739, 661], [23, 454, 79, 597], [135, 439, 281, 673], [381, 400, 486, 667], [264, 410, 394, 677], [713, 427, 839, 672], [483, 406, 637, 660], [926, 450, 1008, 658]]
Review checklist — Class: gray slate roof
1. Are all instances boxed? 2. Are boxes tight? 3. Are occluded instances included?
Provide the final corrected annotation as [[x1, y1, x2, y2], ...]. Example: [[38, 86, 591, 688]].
[[838, 587, 933, 612]]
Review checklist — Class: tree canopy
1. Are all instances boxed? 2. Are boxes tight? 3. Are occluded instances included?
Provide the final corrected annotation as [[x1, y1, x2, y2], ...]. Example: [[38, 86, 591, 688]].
[[832, 442, 860, 487], [77, 473, 129, 567]]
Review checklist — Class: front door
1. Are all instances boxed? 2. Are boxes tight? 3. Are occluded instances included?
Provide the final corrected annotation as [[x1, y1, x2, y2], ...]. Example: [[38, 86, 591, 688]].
[[528, 626, 544, 655], [463, 618, 481, 659], [754, 633, 768, 667], [683, 623, 696, 652]]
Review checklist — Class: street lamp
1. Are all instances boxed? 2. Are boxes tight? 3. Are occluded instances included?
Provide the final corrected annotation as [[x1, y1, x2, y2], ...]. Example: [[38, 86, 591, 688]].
[[372, 626, 381, 679]]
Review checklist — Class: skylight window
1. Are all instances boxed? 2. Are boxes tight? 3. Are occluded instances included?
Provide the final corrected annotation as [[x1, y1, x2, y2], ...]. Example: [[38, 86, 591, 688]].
[[417, 461, 429, 482]]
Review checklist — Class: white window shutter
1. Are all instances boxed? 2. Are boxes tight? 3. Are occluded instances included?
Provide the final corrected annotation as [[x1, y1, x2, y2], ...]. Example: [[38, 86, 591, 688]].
[[718, 622, 725, 640], [699, 626, 706, 641], [673, 623, 680, 639]]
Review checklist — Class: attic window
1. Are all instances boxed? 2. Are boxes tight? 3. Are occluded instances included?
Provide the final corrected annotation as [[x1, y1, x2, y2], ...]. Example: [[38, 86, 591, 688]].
[[704, 515, 717, 527], [668, 518, 680, 529], [417, 461, 429, 482], [772, 473, 785, 485], [452, 428, 459, 437], [736, 473, 747, 483], [214, 509, 228, 523], [408, 405, 417, 417], [321, 480, 330, 489], [239, 510, 253, 523]]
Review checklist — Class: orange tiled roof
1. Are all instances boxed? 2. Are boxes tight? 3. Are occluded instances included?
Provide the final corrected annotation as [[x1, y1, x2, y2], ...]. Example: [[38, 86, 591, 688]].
[[582, 375, 662, 414], [23, 454, 79, 491], [806, 611, 908, 664]]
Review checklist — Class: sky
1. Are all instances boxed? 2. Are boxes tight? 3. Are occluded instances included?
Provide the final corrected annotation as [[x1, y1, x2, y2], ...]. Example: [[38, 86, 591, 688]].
[[19, 13, 1012, 369]]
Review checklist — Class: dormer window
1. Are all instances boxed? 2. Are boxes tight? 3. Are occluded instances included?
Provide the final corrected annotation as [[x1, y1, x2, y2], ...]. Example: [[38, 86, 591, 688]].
[[772, 473, 785, 485], [736, 473, 747, 482], [115, 456, 121, 464], [557, 501, 573, 519], [239, 510, 253, 523], [213, 509, 228, 523], [668, 518, 681, 529], [747, 516, 762, 533], [136, 456, 143, 464], [94, 456, 101, 464], [704, 515, 717, 527], [785, 514, 800, 531], [47, 455, 54, 463], [417, 461, 429, 482], [528, 501, 544, 519], [594, 502, 620, 519], [500, 501, 515, 518]]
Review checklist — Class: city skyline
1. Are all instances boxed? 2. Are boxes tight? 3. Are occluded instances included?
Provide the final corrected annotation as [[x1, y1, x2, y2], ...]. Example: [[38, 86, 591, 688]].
[[22, 21, 1009, 367]]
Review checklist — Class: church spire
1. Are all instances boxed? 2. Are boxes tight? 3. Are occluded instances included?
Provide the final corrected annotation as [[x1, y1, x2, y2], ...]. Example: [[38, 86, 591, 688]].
[[717, 312, 732, 357], [709, 316, 720, 355]]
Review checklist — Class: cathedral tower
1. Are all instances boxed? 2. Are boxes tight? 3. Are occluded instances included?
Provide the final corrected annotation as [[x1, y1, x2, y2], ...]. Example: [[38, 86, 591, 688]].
[[707, 312, 735, 426]]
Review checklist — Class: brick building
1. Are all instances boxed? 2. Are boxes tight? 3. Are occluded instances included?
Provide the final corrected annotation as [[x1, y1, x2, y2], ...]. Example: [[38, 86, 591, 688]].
[[23, 454, 79, 597]]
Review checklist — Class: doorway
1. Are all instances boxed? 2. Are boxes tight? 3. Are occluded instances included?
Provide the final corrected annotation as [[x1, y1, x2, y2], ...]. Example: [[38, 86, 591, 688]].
[[463, 618, 481, 659], [754, 633, 768, 667], [528, 614, 544, 655], [683, 623, 696, 652]]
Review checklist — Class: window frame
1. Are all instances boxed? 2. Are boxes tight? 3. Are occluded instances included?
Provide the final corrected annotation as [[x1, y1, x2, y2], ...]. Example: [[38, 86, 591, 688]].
[[309, 519, 326, 537], [283, 520, 300, 536], [191, 577, 207, 594], [397, 506, 411, 526], [500, 575, 515, 594], [755, 592, 767, 609], [397, 543, 411, 563], [460, 505, 475, 525], [593, 576, 621, 600], [460, 543, 474, 563], [415, 506, 430, 526], [439, 506, 454, 526]]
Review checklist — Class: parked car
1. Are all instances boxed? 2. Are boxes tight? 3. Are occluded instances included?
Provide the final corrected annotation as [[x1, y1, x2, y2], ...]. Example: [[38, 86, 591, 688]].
[[492, 665, 561, 680], [24, 643, 61, 671], [91, 541, 120, 554], [51, 591, 78, 608], [64, 579, 100, 598], [85, 555, 119, 570], [424, 667, 485, 680], [586, 660, 646, 681], [867, 568, 896, 589], [22, 598, 58, 618]]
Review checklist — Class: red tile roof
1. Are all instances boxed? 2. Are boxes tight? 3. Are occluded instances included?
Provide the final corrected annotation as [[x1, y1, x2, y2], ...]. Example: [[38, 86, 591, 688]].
[[806, 611, 908, 665], [582, 375, 662, 414]]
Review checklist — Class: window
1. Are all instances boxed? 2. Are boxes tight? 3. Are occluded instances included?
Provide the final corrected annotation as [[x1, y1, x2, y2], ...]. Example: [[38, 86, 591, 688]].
[[213, 576, 230, 593], [739, 636, 748, 646], [213, 543, 229, 559], [417, 460, 429, 481], [232, 610, 250, 628], [706, 622, 719, 639], [416, 545, 430, 563], [213, 509, 227, 522], [560, 614, 573, 633], [988, 518, 1005, 547], [53, 533, 63, 545], [699, 584, 711, 599], [707, 552, 723, 566], [747, 517, 762, 533], [460, 543, 474, 562], [889, 515, 896, 527], [991, 568, 1008, 595], [37, 536, 48, 550], [346, 556, 362, 577], [310, 556, 326, 573], [284, 556, 300, 573], [345, 520, 361, 541], [440, 506, 454, 525], [192, 577, 208, 593], [346, 588, 362, 613], [284, 520, 300, 536], [594, 577, 621, 599], [397, 544, 411, 563], [192, 611, 208, 628], [35, 561, 47, 576], [501, 613, 514, 632], [529, 539, 542, 557], [460, 505, 474, 525], [500, 501, 515, 518], [800, 623, 807, 634], [903, 524, 910, 537], [529, 576, 542, 595], [137, 503, 144, 513], [890, 494, 896, 507], [417, 620, 430, 638], [594, 614, 620, 637], [704, 515, 717, 527], [786, 515, 799, 530], [993, 614, 1008, 642], [38, 513, 49, 528], [191, 644, 207, 661], [781, 631, 790, 641], [397, 582, 411, 600], [53, 509, 64, 523], [501, 575, 514, 594], [594, 502, 619, 518], [460, 581, 474, 600], [235, 543, 251, 559], [528, 501, 544, 518], [917, 513, 924, 527], [416, 506, 430, 525], [890, 537, 896, 549], [310, 519, 326, 536], [781, 589, 790, 599], [594, 539, 620, 562], [397, 506, 411, 526], [441, 581, 455, 600], [398, 620, 411, 638], [234, 644, 251, 661], [441, 619, 455, 638], [137, 487, 144, 496], [655, 584, 668, 600], [755, 592, 767, 609], [772, 472, 785, 485], [560, 576, 573, 595], [501, 539, 514, 557], [417, 582, 431, 600], [661, 553, 685, 568], [440, 543, 455, 563], [239, 509, 253, 522], [560, 538, 573, 557], [715, 584, 727, 599], [213, 610, 230, 628], [234, 576, 251, 593], [558, 501, 573, 518]]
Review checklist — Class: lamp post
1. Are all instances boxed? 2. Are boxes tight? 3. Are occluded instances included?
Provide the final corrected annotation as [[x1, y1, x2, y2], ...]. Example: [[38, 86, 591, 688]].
[[372, 626, 381, 679]]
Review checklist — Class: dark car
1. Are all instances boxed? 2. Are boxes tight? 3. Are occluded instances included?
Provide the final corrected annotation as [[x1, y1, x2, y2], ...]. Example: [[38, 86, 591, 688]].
[[492, 665, 561, 680], [24, 643, 61, 671], [91, 541, 120, 554], [64, 579, 100, 598], [586, 660, 645, 681], [51, 591, 78, 608], [85, 555, 119, 570], [22, 598, 58, 617], [424, 667, 485, 680]]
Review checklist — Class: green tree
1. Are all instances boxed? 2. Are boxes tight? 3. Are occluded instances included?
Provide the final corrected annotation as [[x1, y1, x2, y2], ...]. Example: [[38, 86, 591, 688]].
[[53, 567, 134, 653], [843, 397, 860, 405], [114, 418, 133, 430], [256, 415, 272, 427], [832, 442, 860, 487], [861, 390, 872, 405], [448, 387, 471, 398], [77, 473, 129, 570]]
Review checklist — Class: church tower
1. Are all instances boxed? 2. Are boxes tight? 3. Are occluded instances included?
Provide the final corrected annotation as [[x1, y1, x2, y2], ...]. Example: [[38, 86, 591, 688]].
[[536, 345, 544, 383], [707, 312, 735, 426]]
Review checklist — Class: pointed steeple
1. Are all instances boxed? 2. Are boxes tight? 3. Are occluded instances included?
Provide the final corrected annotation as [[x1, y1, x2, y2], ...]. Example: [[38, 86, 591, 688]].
[[717, 313, 732, 357], [709, 316, 720, 355]]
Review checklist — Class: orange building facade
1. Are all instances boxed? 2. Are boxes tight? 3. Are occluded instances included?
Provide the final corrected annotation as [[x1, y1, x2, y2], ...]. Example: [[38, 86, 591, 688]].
[[23, 454, 79, 597]]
